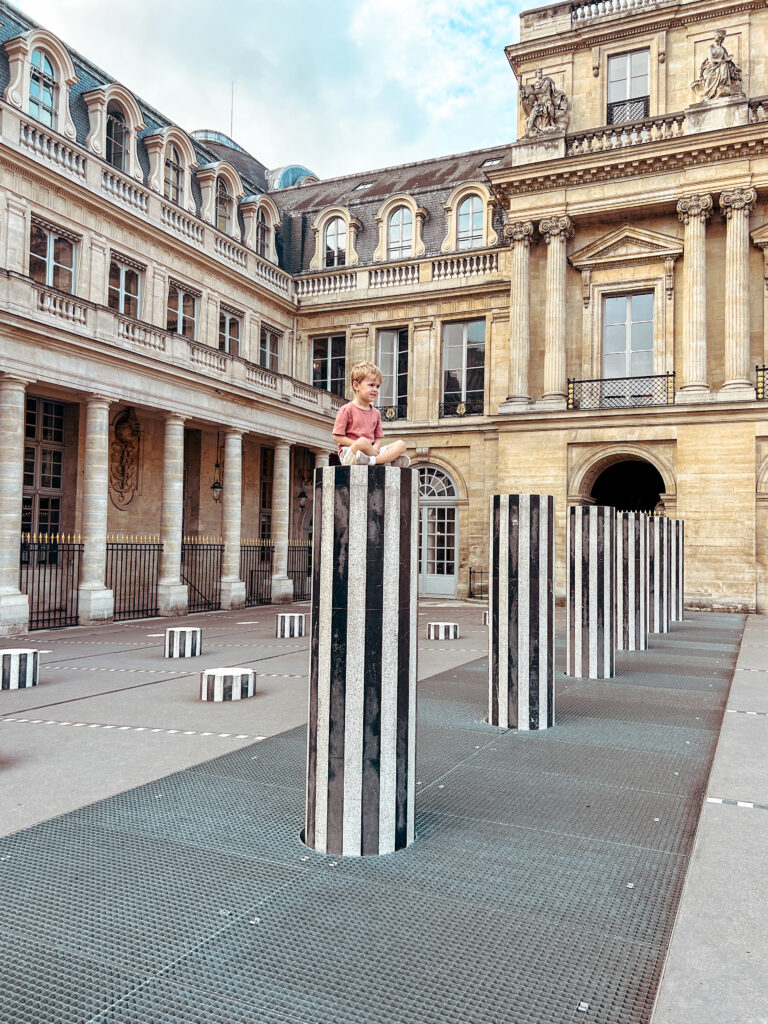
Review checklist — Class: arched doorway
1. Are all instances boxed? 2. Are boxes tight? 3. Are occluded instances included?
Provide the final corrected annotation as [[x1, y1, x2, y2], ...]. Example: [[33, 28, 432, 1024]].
[[590, 459, 664, 512], [418, 466, 458, 598]]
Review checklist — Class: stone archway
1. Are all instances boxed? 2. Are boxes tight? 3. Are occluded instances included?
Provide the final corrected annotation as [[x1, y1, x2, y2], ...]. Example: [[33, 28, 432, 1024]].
[[569, 443, 676, 513], [590, 460, 665, 512]]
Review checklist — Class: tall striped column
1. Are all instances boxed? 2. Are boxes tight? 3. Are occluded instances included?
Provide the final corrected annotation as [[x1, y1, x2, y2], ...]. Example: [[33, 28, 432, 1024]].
[[616, 512, 649, 652], [648, 516, 671, 634], [306, 465, 418, 857], [566, 505, 616, 679], [489, 494, 555, 730], [669, 519, 685, 623]]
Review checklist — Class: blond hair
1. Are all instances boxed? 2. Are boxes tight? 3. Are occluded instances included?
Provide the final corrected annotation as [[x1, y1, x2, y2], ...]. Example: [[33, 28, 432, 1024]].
[[350, 361, 382, 385]]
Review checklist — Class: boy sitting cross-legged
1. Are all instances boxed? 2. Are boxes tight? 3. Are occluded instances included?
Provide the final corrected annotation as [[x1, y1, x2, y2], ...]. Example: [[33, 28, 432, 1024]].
[[332, 361, 411, 467]]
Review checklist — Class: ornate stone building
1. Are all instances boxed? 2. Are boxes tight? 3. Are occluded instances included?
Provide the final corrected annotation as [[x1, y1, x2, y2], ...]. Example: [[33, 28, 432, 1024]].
[[2, 0, 768, 634]]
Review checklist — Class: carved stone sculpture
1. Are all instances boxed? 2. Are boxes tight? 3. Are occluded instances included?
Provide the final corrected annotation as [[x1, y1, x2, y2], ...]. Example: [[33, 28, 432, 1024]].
[[520, 68, 569, 136], [691, 30, 743, 100], [110, 407, 141, 508]]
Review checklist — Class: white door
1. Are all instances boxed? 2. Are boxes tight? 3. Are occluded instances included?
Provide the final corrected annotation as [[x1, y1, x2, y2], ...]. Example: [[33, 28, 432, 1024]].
[[417, 466, 458, 598]]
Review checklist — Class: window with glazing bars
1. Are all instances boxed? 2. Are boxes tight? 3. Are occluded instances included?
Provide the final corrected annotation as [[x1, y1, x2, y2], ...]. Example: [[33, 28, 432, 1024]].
[[441, 319, 485, 414], [607, 50, 650, 124], [108, 258, 141, 318], [167, 283, 198, 339], [29, 222, 75, 293], [29, 49, 56, 128], [260, 324, 281, 372], [312, 335, 346, 396], [457, 195, 483, 249], [377, 327, 408, 416], [106, 104, 127, 171], [387, 207, 412, 259], [218, 309, 241, 355]]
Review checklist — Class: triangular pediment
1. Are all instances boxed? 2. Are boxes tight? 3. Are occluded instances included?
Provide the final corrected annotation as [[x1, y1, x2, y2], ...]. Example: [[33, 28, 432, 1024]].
[[751, 221, 768, 246], [569, 225, 683, 270]]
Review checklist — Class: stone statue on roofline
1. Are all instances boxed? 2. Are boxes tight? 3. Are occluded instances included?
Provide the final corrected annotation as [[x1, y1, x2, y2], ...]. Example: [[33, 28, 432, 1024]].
[[691, 29, 744, 101], [520, 68, 569, 137]]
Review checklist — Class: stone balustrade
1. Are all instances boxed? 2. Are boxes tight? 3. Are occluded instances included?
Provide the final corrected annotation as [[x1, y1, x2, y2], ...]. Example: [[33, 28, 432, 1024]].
[[369, 263, 419, 288], [19, 118, 86, 180], [566, 113, 686, 156], [571, 0, 662, 23], [214, 234, 248, 268], [161, 203, 204, 245], [37, 286, 89, 326], [101, 169, 149, 214], [296, 271, 358, 298], [432, 252, 499, 280]]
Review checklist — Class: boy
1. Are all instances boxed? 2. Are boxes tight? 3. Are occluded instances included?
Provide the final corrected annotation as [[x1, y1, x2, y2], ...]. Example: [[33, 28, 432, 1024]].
[[332, 361, 411, 467]]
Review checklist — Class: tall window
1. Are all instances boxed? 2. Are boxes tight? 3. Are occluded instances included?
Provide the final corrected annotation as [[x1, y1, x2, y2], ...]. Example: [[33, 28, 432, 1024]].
[[603, 292, 654, 378], [387, 207, 412, 259], [256, 208, 268, 258], [218, 309, 241, 355], [457, 195, 483, 250], [164, 144, 183, 204], [312, 335, 346, 396], [378, 327, 408, 418], [215, 177, 231, 233], [108, 258, 141, 318], [260, 446, 274, 538], [607, 50, 650, 124], [105, 103, 127, 171], [29, 222, 75, 293], [260, 324, 281, 372], [29, 49, 56, 128], [22, 396, 66, 539], [167, 283, 198, 340], [441, 319, 485, 416], [324, 217, 346, 268]]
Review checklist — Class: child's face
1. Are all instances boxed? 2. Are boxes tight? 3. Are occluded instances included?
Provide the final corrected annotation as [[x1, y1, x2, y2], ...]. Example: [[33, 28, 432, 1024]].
[[353, 375, 381, 405]]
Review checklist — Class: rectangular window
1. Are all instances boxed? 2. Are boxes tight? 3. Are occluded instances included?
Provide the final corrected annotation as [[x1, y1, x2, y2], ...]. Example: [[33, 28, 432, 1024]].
[[602, 292, 654, 379], [29, 221, 75, 293], [23, 396, 66, 538], [108, 258, 141, 319], [260, 446, 274, 539], [259, 324, 281, 373], [441, 319, 485, 416], [377, 327, 409, 418], [167, 283, 198, 340], [312, 335, 346, 397], [607, 50, 650, 124], [218, 308, 242, 356]]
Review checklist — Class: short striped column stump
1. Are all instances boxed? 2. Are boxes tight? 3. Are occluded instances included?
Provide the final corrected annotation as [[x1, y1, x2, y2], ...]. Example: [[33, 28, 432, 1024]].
[[567, 504, 616, 679], [1, 649, 39, 690], [164, 626, 202, 658], [200, 667, 256, 702], [276, 613, 306, 638], [427, 622, 459, 640], [482, 610, 489, 626]]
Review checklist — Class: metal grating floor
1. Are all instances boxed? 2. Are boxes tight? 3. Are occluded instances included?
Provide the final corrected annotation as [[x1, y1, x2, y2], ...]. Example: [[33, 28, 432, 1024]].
[[0, 613, 742, 1024]]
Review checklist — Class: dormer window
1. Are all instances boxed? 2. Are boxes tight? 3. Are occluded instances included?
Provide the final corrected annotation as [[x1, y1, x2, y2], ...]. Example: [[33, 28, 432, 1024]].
[[607, 50, 649, 125], [164, 144, 183, 205], [324, 217, 346, 268], [256, 208, 268, 257], [29, 49, 56, 128], [457, 195, 483, 250], [387, 206, 412, 260], [105, 103, 127, 171], [215, 177, 231, 233]]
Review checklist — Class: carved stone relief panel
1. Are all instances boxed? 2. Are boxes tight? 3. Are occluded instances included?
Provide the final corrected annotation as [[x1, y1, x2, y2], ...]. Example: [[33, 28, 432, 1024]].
[[109, 407, 142, 509]]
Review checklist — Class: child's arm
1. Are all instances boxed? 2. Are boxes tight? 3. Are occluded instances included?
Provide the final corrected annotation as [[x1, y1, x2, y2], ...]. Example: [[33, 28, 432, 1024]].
[[332, 433, 353, 448]]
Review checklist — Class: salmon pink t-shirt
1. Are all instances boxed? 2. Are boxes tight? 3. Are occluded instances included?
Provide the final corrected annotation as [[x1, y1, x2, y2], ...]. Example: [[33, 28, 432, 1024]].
[[333, 402, 383, 455]]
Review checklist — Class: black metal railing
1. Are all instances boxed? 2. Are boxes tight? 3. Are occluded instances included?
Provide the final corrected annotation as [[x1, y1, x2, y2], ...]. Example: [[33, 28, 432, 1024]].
[[468, 567, 488, 600], [181, 538, 223, 612], [240, 540, 274, 606], [288, 540, 312, 601], [439, 398, 484, 417], [106, 538, 162, 620], [20, 534, 82, 629], [757, 365, 768, 399], [567, 372, 674, 410], [381, 402, 408, 422], [607, 95, 650, 125]]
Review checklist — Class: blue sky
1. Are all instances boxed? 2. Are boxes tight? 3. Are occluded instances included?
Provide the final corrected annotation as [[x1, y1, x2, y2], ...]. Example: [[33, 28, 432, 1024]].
[[15, 0, 523, 179]]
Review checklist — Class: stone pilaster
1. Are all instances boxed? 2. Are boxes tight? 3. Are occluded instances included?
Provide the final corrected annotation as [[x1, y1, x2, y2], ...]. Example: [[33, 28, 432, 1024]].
[[539, 215, 573, 405], [499, 221, 535, 409], [78, 395, 114, 623], [720, 187, 757, 395], [676, 194, 713, 397], [271, 441, 293, 603], [0, 376, 30, 635], [220, 429, 245, 610], [157, 413, 188, 616]]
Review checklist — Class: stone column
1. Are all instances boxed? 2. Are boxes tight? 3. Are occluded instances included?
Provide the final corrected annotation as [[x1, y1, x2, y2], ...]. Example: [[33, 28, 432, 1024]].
[[669, 519, 685, 623], [489, 494, 555, 730], [566, 505, 615, 679], [78, 395, 114, 623], [271, 440, 293, 603], [539, 215, 573, 406], [0, 376, 30, 635], [220, 429, 245, 610], [648, 516, 671, 634], [157, 413, 188, 616], [500, 221, 534, 408], [720, 187, 757, 394], [616, 512, 649, 652], [315, 452, 331, 469], [676, 194, 713, 396], [306, 465, 418, 856]]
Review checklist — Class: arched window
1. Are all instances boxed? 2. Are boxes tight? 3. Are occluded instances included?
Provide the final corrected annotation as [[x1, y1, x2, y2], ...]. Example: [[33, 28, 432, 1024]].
[[29, 49, 56, 128], [164, 144, 183, 205], [105, 102, 127, 171], [215, 177, 231, 233], [324, 216, 346, 268], [256, 208, 268, 258], [457, 195, 483, 250], [387, 206, 413, 260], [419, 466, 457, 499]]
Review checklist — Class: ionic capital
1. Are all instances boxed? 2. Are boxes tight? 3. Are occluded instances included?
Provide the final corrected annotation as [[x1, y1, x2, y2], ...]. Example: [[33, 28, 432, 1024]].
[[676, 193, 713, 224], [503, 220, 535, 248], [539, 215, 573, 243], [720, 187, 757, 219]]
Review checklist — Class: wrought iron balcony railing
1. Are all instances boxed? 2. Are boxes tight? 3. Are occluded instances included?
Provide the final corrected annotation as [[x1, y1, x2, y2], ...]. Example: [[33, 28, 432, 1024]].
[[757, 365, 768, 400], [607, 96, 650, 125], [439, 398, 484, 417], [381, 402, 408, 421], [567, 372, 675, 411]]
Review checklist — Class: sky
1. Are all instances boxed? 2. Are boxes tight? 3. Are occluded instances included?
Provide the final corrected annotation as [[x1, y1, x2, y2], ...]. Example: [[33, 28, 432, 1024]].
[[14, 0, 524, 180]]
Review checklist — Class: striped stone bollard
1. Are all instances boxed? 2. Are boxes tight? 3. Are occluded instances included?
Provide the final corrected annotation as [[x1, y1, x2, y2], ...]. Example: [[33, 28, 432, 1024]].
[[669, 519, 685, 623], [200, 667, 256, 701], [306, 465, 418, 857], [276, 613, 306, 637], [489, 494, 555, 730], [616, 512, 649, 652], [1, 649, 39, 689], [164, 626, 202, 658], [482, 610, 489, 626], [567, 505, 616, 679], [648, 516, 671, 634], [427, 622, 459, 640]]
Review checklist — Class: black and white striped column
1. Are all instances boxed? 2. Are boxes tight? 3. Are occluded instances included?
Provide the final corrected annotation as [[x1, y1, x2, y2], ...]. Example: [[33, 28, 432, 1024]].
[[669, 519, 685, 623], [306, 465, 418, 857], [616, 512, 649, 652], [1, 649, 39, 689], [489, 494, 555, 730], [648, 516, 671, 634], [567, 505, 616, 679]]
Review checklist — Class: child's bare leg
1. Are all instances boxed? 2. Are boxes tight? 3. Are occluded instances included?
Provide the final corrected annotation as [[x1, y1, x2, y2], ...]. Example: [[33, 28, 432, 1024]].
[[375, 440, 406, 464]]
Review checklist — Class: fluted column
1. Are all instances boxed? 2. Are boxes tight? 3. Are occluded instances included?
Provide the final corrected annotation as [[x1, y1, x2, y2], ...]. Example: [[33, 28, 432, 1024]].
[[271, 440, 293, 603], [315, 452, 331, 469], [78, 395, 114, 623], [220, 429, 245, 609], [539, 215, 573, 403], [157, 413, 188, 615], [502, 221, 534, 406], [720, 187, 757, 392], [0, 376, 30, 635], [676, 194, 713, 395]]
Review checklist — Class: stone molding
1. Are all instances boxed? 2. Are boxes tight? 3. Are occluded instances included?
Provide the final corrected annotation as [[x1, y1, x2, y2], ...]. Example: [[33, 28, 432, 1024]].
[[503, 220, 535, 247], [676, 193, 714, 224], [309, 205, 362, 272], [539, 215, 574, 242], [569, 224, 683, 272], [719, 186, 757, 218], [440, 181, 499, 253], [372, 192, 428, 262]]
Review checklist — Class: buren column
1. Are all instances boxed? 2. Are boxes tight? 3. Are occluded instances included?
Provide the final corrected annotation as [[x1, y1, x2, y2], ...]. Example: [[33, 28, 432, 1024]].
[[539, 214, 574, 406], [669, 519, 685, 623], [489, 494, 555, 730], [616, 511, 648, 652], [676, 194, 712, 396], [648, 515, 671, 634], [306, 465, 418, 857], [566, 504, 616, 679]]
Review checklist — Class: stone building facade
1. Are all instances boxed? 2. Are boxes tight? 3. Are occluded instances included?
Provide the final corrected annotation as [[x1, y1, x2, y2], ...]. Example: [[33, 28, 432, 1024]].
[[2, 0, 768, 634]]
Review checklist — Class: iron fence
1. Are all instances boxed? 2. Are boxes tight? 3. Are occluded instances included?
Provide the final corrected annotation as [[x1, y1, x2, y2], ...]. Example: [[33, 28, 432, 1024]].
[[106, 538, 162, 620], [20, 533, 82, 629], [439, 398, 484, 417], [381, 403, 408, 422], [181, 538, 223, 612], [567, 372, 675, 410], [288, 540, 312, 601], [607, 95, 650, 125], [757, 365, 768, 399], [241, 540, 274, 606], [468, 567, 488, 599]]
